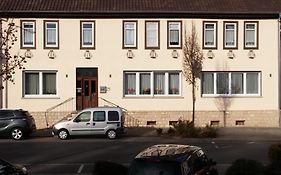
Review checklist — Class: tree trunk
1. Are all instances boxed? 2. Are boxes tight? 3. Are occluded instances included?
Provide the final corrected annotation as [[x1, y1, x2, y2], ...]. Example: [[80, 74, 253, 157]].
[[192, 77, 196, 127]]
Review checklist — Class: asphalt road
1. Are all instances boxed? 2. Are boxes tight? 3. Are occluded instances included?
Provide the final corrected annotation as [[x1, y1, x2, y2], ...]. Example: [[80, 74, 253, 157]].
[[0, 136, 280, 175]]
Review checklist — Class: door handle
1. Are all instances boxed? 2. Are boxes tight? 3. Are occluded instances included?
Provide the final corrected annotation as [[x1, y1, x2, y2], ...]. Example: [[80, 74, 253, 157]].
[[93, 123, 95, 126], [86, 123, 90, 125]]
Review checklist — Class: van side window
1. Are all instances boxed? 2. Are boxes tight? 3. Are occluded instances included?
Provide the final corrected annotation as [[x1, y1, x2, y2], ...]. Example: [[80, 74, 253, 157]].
[[74, 111, 91, 122], [93, 111, 105, 121], [108, 111, 119, 121]]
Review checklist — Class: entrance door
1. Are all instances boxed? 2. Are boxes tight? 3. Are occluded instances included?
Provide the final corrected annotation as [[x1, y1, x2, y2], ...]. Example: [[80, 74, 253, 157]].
[[76, 68, 98, 110], [76, 77, 98, 110]]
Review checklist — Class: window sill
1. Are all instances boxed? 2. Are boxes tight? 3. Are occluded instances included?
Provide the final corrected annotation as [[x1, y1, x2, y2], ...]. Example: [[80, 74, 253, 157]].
[[22, 95, 60, 99], [123, 95, 183, 99]]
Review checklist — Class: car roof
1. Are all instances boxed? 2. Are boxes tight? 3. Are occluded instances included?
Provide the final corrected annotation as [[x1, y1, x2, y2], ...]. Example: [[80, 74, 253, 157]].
[[135, 144, 202, 162]]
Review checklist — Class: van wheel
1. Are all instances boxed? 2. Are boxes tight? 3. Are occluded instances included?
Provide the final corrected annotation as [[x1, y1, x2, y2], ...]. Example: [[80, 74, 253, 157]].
[[58, 129, 69, 140], [11, 128, 24, 140], [107, 130, 117, 139]]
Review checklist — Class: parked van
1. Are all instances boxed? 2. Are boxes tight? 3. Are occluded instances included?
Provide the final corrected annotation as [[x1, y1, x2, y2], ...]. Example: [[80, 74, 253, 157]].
[[52, 107, 125, 139]]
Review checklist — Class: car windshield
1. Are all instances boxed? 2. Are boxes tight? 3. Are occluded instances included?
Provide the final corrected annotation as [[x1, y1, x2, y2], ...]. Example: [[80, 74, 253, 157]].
[[129, 159, 181, 175]]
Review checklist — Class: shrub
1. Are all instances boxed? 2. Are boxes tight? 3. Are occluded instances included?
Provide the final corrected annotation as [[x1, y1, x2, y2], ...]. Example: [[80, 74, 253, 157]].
[[225, 159, 265, 175], [167, 127, 176, 136], [171, 120, 217, 138], [156, 128, 163, 136]]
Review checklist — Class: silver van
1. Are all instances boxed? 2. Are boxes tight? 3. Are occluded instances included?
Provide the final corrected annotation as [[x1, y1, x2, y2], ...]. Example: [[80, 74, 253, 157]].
[[52, 107, 125, 139]]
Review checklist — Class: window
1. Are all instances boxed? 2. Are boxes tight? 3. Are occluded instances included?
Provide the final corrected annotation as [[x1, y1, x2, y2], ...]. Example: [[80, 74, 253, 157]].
[[145, 21, 160, 49], [80, 21, 95, 49], [124, 71, 181, 96], [201, 72, 260, 96], [21, 21, 36, 48], [167, 21, 182, 48], [108, 111, 119, 121], [244, 22, 258, 49], [23, 71, 57, 97], [123, 21, 137, 48], [224, 22, 238, 49], [203, 21, 217, 49], [44, 21, 59, 49], [93, 111, 105, 121], [74, 112, 91, 122]]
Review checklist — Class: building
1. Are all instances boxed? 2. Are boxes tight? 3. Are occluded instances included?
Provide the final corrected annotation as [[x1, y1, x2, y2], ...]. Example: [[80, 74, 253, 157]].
[[1, 0, 281, 128]]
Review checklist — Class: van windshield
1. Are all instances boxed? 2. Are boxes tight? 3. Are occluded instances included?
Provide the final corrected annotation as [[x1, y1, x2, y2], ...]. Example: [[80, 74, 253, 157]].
[[129, 159, 181, 175]]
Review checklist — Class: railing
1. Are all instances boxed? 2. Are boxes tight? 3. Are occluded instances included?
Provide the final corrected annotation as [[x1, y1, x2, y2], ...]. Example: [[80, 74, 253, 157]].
[[44, 97, 75, 128], [99, 97, 139, 127]]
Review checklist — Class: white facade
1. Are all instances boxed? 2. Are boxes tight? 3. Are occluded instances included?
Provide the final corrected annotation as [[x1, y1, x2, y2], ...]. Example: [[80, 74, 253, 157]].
[[3, 18, 281, 127]]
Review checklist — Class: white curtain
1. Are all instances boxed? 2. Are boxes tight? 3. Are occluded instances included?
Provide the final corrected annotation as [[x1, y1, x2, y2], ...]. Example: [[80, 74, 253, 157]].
[[23, 23, 33, 45], [46, 23, 56, 45], [83, 24, 93, 45], [217, 73, 229, 94], [205, 24, 214, 45], [154, 73, 165, 94], [140, 73, 151, 94], [25, 73, 39, 95], [202, 73, 214, 94], [146, 23, 158, 47], [43, 73, 56, 95], [246, 73, 258, 94], [231, 73, 243, 94], [125, 73, 136, 95], [125, 23, 135, 46], [225, 25, 234, 46], [169, 73, 179, 94], [169, 23, 179, 45]]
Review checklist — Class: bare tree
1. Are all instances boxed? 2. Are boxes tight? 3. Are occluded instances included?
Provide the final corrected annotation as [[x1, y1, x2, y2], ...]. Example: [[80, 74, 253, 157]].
[[182, 23, 204, 127], [1, 19, 27, 85]]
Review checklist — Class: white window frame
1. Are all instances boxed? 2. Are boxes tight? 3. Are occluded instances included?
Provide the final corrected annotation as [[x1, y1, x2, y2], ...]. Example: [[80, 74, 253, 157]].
[[224, 22, 238, 49], [23, 70, 58, 98], [123, 21, 137, 48], [244, 22, 258, 49], [81, 21, 95, 49], [168, 21, 182, 48], [124, 71, 181, 97], [44, 21, 59, 48], [203, 21, 217, 49], [145, 21, 160, 49], [201, 72, 261, 97], [21, 21, 36, 48]]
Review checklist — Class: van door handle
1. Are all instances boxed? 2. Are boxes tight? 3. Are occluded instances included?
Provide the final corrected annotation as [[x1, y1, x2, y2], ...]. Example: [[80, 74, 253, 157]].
[[86, 123, 90, 125], [93, 123, 95, 126]]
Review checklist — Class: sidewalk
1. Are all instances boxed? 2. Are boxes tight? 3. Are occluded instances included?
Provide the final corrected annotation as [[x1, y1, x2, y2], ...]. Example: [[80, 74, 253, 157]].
[[31, 127, 281, 140]]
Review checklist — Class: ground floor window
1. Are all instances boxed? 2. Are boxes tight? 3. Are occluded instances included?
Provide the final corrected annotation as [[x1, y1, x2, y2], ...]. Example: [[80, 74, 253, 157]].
[[124, 71, 181, 96], [201, 71, 260, 96], [23, 70, 57, 97]]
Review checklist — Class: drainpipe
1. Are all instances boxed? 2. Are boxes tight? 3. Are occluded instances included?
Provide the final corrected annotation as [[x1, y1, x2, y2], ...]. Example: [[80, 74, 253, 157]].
[[279, 13, 281, 127]]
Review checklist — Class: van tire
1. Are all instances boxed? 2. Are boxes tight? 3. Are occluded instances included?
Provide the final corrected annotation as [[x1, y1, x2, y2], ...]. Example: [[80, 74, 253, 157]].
[[107, 130, 117, 139], [58, 129, 69, 140]]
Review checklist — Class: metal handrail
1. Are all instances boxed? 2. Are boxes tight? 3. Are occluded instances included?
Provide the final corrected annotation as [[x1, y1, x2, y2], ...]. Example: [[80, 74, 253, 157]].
[[44, 97, 75, 128], [99, 97, 128, 112]]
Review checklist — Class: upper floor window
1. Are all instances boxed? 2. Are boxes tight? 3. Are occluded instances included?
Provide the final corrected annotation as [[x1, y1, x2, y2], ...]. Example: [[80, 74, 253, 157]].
[[244, 22, 258, 49], [224, 22, 238, 49], [20, 21, 36, 49], [201, 71, 260, 96], [124, 71, 181, 97], [123, 21, 137, 48], [167, 21, 182, 48], [44, 21, 59, 49], [23, 70, 57, 97], [203, 21, 217, 49], [145, 21, 160, 49], [80, 21, 95, 49]]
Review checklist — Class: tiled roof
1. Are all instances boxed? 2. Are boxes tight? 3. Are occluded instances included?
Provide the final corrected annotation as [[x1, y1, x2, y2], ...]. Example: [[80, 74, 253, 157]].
[[1, 0, 281, 18]]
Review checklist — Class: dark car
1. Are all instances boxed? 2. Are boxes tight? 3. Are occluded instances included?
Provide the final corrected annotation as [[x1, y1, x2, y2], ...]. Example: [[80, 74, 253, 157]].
[[128, 144, 218, 175], [0, 158, 28, 175], [0, 109, 36, 140]]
